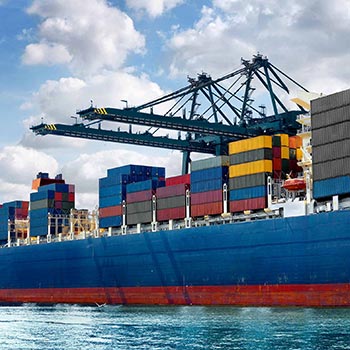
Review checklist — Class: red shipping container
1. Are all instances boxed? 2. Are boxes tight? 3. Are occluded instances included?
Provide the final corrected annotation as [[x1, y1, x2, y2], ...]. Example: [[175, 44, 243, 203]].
[[191, 190, 223, 205], [165, 174, 191, 186], [157, 207, 186, 221], [21, 201, 29, 209], [230, 197, 266, 212], [55, 192, 62, 201], [55, 201, 62, 209], [126, 190, 154, 203], [273, 170, 282, 179], [68, 193, 75, 202], [99, 205, 122, 218], [157, 184, 188, 199], [272, 147, 281, 158], [273, 158, 282, 171], [68, 184, 75, 193], [191, 202, 222, 217]]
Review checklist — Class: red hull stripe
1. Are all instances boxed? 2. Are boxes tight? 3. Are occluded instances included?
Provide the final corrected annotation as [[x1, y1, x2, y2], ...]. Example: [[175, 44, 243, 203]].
[[1, 284, 350, 306]]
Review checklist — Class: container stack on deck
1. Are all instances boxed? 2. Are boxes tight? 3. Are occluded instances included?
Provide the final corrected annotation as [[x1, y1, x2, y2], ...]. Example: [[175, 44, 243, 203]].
[[311, 89, 350, 198], [99, 165, 165, 228], [126, 177, 165, 225], [228, 136, 272, 212], [30, 174, 75, 237], [0, 201, 29, 244], [156, 174, 190, 222], [190, 156, 229, 217]]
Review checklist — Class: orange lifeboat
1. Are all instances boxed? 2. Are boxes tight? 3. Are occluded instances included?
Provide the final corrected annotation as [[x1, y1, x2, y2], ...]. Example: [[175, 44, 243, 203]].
[[283, 178, 306, 191]]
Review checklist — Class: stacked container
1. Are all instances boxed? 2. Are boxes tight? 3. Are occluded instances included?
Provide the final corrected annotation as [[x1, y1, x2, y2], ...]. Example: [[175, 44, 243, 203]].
[[30, 182, 75, 237], [157, 175, 190, 222], [0, 201, 29, 243], [99, 165, 165, 228], [272, 135, 282, 179], [311, 89, 350, 198], [126, 179, 165, 225], [228, 136, 272, 212], [190, 156, 229, 217], [289, 135, 303, 177]]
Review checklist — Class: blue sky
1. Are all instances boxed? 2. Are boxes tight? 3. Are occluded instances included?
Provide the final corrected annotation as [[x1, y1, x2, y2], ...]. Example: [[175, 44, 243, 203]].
[[0, 0, 349, 208]]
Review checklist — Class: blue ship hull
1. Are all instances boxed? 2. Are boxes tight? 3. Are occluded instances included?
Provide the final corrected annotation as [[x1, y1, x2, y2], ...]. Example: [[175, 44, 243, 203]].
[[1, 210, 350, 306]]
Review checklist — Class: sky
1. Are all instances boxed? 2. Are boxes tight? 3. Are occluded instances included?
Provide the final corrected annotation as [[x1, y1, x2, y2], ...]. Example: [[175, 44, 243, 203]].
[[0, 0, 349, 210]]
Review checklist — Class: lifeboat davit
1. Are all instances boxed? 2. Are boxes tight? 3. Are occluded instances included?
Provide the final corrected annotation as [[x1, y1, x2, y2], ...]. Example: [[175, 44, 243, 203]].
[[283, 178, 306, 191]]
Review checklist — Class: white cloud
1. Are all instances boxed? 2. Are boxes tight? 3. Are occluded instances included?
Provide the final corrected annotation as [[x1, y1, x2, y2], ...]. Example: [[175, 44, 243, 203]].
[[21, 70, 165, 133], [166, 0, 350, 96], [0, 145, 58, 203], [126, 0, 183, 17], [22, 42, 72, 65], [23, 0, 145, 75]]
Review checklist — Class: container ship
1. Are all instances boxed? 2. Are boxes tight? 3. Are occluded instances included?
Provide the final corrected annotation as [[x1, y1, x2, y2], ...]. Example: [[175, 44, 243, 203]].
[[1, 72, 350, 306]]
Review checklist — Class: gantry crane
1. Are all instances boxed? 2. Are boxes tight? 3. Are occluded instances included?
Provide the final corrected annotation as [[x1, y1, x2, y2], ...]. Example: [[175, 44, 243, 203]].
[[31, 54, 309, 173]]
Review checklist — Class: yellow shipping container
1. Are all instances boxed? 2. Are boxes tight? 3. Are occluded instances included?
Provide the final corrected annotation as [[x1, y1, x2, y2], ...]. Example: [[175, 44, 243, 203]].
[[275, 134, 289, 147], [229, 160, 273, 177], [228, 136, 272, 155], [281, 146, 290, 159], [296, 148, 303, 161]]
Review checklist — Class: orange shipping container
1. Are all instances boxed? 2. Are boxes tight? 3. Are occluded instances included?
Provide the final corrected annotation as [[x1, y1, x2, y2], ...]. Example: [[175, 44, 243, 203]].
[[191, 202, 223, 217]]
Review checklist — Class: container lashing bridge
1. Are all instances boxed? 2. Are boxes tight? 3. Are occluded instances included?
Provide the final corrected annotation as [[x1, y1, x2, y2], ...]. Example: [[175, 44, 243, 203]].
[[31, 54, 308, 173]]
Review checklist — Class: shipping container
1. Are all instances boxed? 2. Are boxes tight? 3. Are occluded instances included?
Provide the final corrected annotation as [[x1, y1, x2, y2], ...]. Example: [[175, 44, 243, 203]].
[[311, 104, 350, 130], [229, 136, 272, 155], [126, 179, 165, 194], [126, 190, 154, 203], [272, 147, 281, 158], [281, 146, 289, 159], [313, 139, 350, 164], [127, 201, 153, 215], [313, 157, 350, 181], [272, 135, 281, 147], [296, 148, 303, 161], [165, 174, 190, 186], [191, 179, 226, 193], [191, 156, 230, 172], [191, 167, 228, 183], [99, 205, 122, 218], [229, 160, 273, 177], [157, 207, 186, 221], [229, 148, 272, 165], [230, 197, 266, 212], [99, 194, 123, 208], [228, 173, 269, 190], [313, 176, 350, 199], [275, 134, 289, 147], [229, 185, 267, 201], [289, 136, 302, 149], [157, 184, 188, 198], [311, 88, 350, 115], [127, 212, 152, 225], [99, 216, 122, 228], [191, 189, 223, 205], [191, 202, 223, 217], [273, 158, 282, 171], [312, 120, 350, 146], [157, 196, 186, 210]]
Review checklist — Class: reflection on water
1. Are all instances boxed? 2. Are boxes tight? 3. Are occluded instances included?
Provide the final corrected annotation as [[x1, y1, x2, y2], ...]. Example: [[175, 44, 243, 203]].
[[0, 305, 350, 349]]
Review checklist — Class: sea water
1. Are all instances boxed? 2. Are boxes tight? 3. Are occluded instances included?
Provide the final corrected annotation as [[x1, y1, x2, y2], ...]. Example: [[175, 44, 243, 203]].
[[0, 305, 350, 349]]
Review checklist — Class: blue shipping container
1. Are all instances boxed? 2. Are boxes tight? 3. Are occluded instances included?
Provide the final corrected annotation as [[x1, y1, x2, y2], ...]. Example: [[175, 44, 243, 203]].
[[229, 185, 267, 201], [99, 216, 122, 228], [191, 167, 228, 183], [314, 176, 350, 199], [191, 179, 226, 193], [126, 179, 165, 194]]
